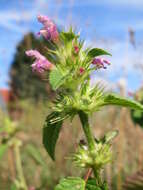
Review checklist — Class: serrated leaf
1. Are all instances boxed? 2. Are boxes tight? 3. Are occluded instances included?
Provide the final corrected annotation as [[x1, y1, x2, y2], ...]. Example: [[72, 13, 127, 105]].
[[0, 144, 8, 159], [102, 94, 143, 111], [49, 69, 63, 90], [43, 112, 63, 160], [54, 177, 85, 190], [26, 144, 46, 167], [87, 48, 111, 58]]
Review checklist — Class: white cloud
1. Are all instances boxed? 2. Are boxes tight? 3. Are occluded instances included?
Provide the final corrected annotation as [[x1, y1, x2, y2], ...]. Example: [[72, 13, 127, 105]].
[[0, 0, 66, 33], [0, 10, 34, 33], [46, 0, 143, 9], [76, 0, 143, 8], [102, 0, 143, 7], [0, 0, 50, 33]]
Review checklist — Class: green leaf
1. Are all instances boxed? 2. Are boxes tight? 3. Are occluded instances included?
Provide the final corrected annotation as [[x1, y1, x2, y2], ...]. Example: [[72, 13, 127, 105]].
[[43, 112, 63, 160], [49, 69, 63, 90], [26, 144, 46, 167], [86, 179, 109, 190], [0, 144, 8, 159], [54, 177, 85, 190], [54, 177, 108, 190], [86, 178, 101, 190], [130, 109, 143, 128], [102, 94, 143, 111], [87, 48, 111, 58], [102, 182, 109, 190]]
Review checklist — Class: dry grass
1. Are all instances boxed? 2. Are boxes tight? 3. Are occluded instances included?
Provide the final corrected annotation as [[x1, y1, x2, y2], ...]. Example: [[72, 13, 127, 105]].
[[0, 101, 143, 189]]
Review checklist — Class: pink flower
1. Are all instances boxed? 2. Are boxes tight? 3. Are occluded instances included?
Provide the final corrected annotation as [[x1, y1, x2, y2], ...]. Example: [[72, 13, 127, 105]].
[[25, 50, 53, 73], [37, 15, 59, 42], [79, 67, 85, 74], [37, 15, 51, 26], [74, 46, 79, 54], [92, 58, 110, 69]]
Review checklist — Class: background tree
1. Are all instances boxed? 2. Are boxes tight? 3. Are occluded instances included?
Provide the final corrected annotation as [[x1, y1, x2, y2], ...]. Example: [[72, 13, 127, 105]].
[[9, 32, 54, 101]]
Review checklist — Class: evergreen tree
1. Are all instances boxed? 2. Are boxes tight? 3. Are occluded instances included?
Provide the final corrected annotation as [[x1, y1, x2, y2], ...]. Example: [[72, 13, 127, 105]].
[[10, 33, 54, 101]]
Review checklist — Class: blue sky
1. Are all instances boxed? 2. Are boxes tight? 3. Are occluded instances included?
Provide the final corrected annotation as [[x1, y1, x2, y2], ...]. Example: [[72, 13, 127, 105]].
[[0, 0, 143, 92]]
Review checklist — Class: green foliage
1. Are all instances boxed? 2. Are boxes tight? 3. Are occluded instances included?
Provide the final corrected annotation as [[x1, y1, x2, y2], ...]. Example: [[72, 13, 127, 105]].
[[42, 85, 143, 163], [102, 93, 143, 110], [60, 29, 77, 42], [86, 178, 108, 190], [87, 48, 111, 58], [48, 86, 143, 122], [86, 178, 100, 190], [49, 69, 64, 90], [54, 177, 108, 190], [43, 112, 63, 160], [131, 109, 143, 127], [25, 18, 143, 190], [54, 177, 85, 190]]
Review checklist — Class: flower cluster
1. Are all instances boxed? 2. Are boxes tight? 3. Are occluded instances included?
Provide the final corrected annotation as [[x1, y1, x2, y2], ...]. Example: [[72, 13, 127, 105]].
[[26, 15, 59, 74], [73, 130, 118, 169], [73, 143, 112, 169], [25, 50, 53, 73], [37, 15, 59, 42], [92, 58, 110, 69], [26, 14, 111, 89], [74, 45, 79, 54]]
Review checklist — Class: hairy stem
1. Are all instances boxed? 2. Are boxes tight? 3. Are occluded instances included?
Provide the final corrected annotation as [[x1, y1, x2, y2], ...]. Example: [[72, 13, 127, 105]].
[[14, 143, 28, 190], [78, 111, 95, 151]]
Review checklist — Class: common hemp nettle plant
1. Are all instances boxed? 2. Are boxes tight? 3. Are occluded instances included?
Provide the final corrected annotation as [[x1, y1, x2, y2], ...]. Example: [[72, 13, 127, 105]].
[[26, 15, 143, 190]]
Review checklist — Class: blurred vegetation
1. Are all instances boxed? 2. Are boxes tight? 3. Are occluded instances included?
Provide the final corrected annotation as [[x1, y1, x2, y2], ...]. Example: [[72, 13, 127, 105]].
[[123, 169, 143, 190], [1, 97, 143, 189], [0, 101, 84, 189]]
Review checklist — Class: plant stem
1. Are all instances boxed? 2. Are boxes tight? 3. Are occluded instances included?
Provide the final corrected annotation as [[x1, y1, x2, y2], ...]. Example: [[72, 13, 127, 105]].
[[84, 169, 92, 183], [78, 111, 103, 185], [14, 143, 28, 190], [78, 111, 95, 151]]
